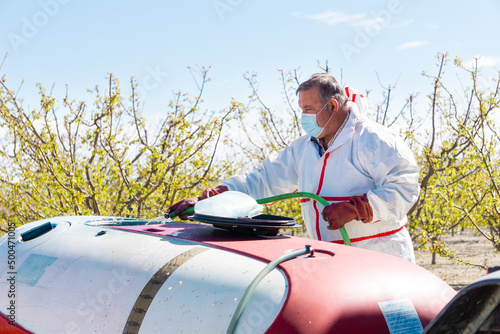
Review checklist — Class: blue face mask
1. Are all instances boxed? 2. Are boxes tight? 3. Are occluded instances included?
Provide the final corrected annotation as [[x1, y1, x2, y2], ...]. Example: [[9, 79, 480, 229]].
[[300, 102, 332, 138]]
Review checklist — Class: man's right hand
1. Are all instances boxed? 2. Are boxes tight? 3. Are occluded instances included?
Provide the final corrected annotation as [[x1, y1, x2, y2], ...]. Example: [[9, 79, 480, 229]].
[[165, 185, 228, 220]]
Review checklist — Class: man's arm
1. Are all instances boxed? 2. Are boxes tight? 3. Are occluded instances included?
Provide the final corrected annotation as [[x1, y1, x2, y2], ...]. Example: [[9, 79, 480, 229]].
[[359, 127, 420, 224]]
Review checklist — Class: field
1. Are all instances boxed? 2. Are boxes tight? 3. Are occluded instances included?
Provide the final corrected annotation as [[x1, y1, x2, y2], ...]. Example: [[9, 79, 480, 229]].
[[415, 229, 500, 291]]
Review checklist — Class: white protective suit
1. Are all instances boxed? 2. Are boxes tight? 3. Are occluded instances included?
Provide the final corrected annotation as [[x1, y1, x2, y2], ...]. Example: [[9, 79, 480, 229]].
[[221, 90, 420, 262]]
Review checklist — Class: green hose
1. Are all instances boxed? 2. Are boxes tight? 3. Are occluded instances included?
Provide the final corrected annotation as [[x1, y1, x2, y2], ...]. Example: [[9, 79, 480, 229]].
[[256, 192, 351, 246], [169, 191, 351, 246], [168, 207, 194, 218], [226, 245, 313, 334]]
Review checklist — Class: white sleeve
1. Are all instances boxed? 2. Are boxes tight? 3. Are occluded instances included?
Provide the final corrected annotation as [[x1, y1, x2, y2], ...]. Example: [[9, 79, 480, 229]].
[[220, 138, 305, 200], [358, 126, 420, 223]]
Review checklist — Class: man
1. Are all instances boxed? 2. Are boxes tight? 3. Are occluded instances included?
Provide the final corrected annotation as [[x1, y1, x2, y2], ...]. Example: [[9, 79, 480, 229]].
[[167, 73, 420, 262]]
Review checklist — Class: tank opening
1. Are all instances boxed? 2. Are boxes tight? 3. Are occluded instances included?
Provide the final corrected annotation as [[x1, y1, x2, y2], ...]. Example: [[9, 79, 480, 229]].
[[21, 222, 54, 242]]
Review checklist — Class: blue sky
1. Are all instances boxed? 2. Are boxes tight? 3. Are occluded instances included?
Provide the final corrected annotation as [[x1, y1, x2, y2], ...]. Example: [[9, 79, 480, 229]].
[[1, 0, 499, 119]]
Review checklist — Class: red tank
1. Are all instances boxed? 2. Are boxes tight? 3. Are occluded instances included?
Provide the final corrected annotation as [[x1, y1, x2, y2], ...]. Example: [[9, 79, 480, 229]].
[[0, 217, 456, 333]]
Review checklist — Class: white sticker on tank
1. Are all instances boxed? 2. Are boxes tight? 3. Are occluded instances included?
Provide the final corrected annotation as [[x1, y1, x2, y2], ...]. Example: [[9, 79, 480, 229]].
[[378, 298, 423, 334]]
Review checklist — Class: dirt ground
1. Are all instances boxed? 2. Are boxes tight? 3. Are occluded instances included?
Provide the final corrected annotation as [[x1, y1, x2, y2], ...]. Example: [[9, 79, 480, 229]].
[[288, 227, 499, 291], [414, 229, 500, 291]]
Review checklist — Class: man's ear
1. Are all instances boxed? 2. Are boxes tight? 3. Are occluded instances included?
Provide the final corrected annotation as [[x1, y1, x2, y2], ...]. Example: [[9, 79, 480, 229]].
[[329, 98, 340, 112]]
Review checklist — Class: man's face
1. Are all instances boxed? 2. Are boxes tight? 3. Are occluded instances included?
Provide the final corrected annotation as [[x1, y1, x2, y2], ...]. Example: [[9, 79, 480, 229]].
[[298, 86, 332, 130]]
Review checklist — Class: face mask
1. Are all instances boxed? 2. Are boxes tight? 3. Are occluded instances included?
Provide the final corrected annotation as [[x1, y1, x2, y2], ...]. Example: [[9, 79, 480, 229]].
[[300, 102, 332, 138]]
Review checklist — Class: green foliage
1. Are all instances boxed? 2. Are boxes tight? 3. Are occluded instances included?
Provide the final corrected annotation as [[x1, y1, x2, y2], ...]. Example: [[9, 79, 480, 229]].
[[224, 68, 305, 226], [0, 67, 232, 228], [406, 53, 500, 266]]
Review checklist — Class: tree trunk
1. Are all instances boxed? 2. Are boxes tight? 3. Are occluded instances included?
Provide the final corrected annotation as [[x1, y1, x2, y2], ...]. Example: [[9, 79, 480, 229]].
[[431, 238, 436, 265]]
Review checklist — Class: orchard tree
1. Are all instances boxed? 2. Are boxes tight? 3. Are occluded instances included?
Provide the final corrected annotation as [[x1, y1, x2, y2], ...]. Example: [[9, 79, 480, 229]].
[[404, 53, 500, 266], [0, 64, 233, 231], [224, 68, 306, 228]]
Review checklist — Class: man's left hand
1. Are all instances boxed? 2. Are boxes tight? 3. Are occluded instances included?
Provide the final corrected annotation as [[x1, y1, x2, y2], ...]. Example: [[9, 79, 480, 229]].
[[322, 194, 373, 230]]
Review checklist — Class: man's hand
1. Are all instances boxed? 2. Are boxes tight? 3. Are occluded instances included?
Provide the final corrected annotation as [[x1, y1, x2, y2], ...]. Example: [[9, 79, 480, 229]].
[[322, 194, 373, 230], [166, 185, 228, 220]]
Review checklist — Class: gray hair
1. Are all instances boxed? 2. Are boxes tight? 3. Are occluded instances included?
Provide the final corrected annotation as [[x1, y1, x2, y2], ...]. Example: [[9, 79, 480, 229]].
[[296, 73, 347, 107]]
